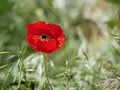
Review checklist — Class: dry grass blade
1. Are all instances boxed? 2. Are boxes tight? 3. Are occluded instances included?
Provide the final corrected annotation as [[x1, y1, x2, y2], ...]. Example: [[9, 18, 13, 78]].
[[99, 78, 120, 90]]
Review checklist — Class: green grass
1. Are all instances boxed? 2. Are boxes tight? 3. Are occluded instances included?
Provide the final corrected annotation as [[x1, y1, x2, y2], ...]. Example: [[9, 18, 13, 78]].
[[0, 0, 120, 90]]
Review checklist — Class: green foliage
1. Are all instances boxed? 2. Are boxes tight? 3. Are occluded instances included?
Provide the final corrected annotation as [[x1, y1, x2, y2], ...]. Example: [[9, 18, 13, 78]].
[[0, 0, 11, 13], [105, 0, 120, 5], [107, 19, 118, 29], [0, 0, 120, 90]]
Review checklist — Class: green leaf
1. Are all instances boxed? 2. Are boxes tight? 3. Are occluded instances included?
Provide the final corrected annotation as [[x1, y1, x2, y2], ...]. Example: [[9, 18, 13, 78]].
[[83, 51, 89, 61], [0, 64, 9, 70], [0, 51, 11, 54]]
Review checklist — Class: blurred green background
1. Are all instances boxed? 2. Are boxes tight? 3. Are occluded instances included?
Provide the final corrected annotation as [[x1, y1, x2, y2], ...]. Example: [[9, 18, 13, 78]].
[[0, 0, 120, 90]]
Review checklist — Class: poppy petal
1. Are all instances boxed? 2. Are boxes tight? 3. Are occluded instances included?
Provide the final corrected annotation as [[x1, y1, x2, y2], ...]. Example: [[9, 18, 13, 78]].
[[26, 21, 66, 54]]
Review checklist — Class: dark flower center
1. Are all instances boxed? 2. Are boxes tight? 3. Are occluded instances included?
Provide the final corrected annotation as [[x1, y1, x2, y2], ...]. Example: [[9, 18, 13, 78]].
[[40, 35, 49, 41]]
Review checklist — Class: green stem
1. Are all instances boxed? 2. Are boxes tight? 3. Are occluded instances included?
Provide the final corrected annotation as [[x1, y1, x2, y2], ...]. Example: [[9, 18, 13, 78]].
[[43, 54, 53, 90], [66, 61, 69, 90], [2, 67, 13, 87], [17, 58, 27, 88], [18, 59, 22, 88], [43, 54, 48, 80]]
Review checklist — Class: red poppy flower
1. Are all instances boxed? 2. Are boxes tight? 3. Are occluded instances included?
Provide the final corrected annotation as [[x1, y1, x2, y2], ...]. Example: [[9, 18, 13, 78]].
[[26, 21, 66, 54]]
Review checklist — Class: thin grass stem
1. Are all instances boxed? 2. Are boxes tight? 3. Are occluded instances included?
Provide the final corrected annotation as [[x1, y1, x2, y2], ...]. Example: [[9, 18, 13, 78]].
[[66, 61, 70, 90]]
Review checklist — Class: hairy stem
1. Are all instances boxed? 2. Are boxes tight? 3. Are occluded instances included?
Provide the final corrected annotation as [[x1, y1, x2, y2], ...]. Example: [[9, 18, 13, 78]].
[[43, 54, 48, 80], [43, 54, 53, 90]]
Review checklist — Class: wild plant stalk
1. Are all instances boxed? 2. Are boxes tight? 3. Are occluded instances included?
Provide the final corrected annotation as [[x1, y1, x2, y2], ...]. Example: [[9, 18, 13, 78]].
[[43, 54, 53, 90], [47, 0, 60, 22], [43, 54, 49, 81], [17, 58, 27, 88], [66, 61, 70, 90], [17, 43, 27, 88], [2, 66, 13, 87], [17, 59, 22, 88]]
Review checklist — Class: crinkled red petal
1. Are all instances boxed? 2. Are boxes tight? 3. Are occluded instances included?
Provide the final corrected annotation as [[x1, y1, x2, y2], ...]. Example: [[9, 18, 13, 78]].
[[27, 22, 55, 39], [34, 39, 57, 54], [47, 24, 64, 39], [26, 34, 39, 51]]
